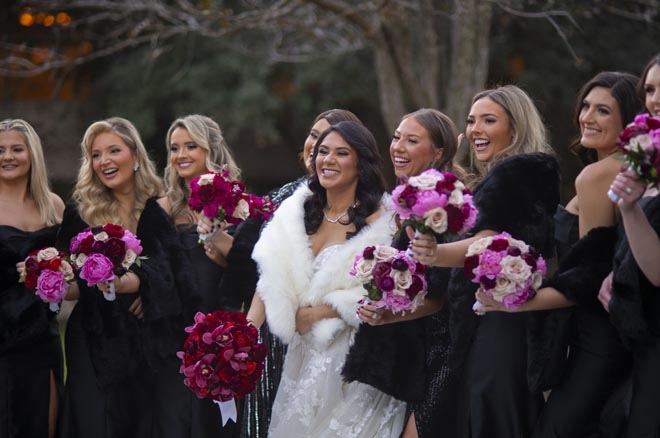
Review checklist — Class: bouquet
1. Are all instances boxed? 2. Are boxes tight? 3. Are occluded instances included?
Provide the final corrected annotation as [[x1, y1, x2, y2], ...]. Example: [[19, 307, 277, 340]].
[[465, 232, 546, 313], [177, 310, 267, 425], [391, 168, 477, 239], [20, 247, 75, 312], [189, 171, 275, 243], [69, 224, 144, 301], [608, 113, 660, 202], [351, 244, 428, 314]]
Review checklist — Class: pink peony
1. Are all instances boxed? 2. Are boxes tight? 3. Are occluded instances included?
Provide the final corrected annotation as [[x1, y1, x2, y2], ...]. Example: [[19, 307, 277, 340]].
[[79, 253, 115, 286], [121, 230, 143, 255], [36, 269, 67, 303]]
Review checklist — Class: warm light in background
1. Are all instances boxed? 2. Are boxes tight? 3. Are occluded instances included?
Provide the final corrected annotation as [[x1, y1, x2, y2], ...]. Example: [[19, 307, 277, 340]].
[[19, 9, 71, 27]]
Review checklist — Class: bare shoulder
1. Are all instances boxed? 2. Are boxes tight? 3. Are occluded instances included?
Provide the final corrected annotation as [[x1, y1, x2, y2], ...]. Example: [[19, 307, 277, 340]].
[[49, 192, 65, 216], [156, 196, 171, 214], [576, 156, 621, 188]]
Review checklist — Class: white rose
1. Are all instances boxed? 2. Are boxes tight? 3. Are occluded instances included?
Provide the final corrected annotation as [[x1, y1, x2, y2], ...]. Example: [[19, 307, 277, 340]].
[[408, 173, 440, 190], [392, 287, 407, 297], [491, 276, 517, 301], [353, 258, 375, 282], [37, 247, 59, 262], [198, 173, 215, 185], [531, 271, 543, 290], [630, 133, 652, 152], [392, 269, 413, 290], [73, 253, 87, 269], [373, 245, 399, 262], [447, 189, 464, 207], [122, 249, 137, 269], [60, 260, 75, 281], [94, 231, 109, 242], [454, 180, 465, 191], [500, 255, 532, 284], [466, 236, 493, 257], [507, 236, 529, 253], [233, 198, 250, 221], [423, 207, 448, 234]]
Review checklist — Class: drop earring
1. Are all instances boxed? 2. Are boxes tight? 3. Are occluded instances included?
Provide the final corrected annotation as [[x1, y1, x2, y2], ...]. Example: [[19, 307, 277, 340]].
[[133, 162, 140, 172]]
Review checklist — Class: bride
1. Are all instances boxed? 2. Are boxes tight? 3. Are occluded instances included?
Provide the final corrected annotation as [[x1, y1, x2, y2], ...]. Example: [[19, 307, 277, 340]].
[[246, 121, 405, 437]]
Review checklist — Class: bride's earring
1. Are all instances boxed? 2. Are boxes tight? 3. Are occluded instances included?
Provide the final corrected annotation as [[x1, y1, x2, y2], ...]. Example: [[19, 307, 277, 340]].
[[133, 162, 140, 172]]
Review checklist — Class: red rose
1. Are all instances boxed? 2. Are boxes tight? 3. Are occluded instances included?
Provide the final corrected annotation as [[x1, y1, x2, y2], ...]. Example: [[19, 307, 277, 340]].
[[487, 238, 509, 252], [79, 236, 94, 254], [464, 255, 479, 279], [362, 246, 376, 260], [406, 275, 424, 297], [251, 343, 268, 362], [198, 185, 216, 204], [25, 256, 40, 273], [372, 262, 392, 280], [103, 224, 125, 238], [233, 331, 252, 349], [507, 246, 522, 257], [25, 272, 38, 289], [240, 361, 257, 376], [48, 258, 63, 271], [446, 205, 464, 233], [104, 237, 126, 264]]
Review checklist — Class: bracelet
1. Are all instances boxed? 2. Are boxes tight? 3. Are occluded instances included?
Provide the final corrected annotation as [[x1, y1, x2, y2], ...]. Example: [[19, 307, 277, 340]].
[[246, 318, 255, 326]]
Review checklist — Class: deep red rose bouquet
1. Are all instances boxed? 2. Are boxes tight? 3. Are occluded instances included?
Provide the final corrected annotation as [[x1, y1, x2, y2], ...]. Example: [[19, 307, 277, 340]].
[[616, 113, 660, 185], [391, 169, 477, 240], [465, 232, 546, 314], [19, 247, 75, 312], [189, 171, 275, 243], [177, 310, 267, 425], [351, 244, 428, 314], [69, 224, 144, 301]]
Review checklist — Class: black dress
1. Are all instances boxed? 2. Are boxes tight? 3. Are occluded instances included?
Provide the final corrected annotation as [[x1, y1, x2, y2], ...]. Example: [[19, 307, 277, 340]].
[[57, 198, 188, 438], [608, 195, 660, 437], [447, 153, 560, 438], [342, 229, 457, 438], [533, 215, 631, 438], [0, 225, 63, 438]]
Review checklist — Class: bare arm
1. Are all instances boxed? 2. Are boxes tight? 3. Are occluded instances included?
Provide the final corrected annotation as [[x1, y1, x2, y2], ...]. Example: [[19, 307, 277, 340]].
[[475, 286, 574, 313], [408, 228, 497, 267], [296, 305, 340, 334], [357, 297, 443, 325], [575, 160, 619, 237], [246, 292, 266, 329]]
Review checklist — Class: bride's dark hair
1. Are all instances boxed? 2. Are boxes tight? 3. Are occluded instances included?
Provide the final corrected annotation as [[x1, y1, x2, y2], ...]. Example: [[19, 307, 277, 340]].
[[304, 121, 386, 238]]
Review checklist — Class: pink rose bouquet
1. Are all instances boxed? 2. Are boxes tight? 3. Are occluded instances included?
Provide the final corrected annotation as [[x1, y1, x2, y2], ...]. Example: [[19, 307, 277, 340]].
[[19, 247, 75, 313], [69, 224, 144, 301], [464, 232, 546, 313], [609, 113, 660, 201], [177, 310, 267, 426], [391, 169, 477, 239], [189, 171, 275, 242], [351, 244, 428, 314]]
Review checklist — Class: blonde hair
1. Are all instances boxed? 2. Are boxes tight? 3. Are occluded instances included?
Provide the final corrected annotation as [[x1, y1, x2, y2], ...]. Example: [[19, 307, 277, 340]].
[[0, 119, 60, 226], [73, 117, 163, 227], [469, 85, 553, 177], [163, 114, 240, 224]]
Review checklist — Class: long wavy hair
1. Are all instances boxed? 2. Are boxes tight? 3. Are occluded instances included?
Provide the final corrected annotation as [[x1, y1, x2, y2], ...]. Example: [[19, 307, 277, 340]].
[[402, 108, 469, 182], [73, 117, 163, 227], [468, 85, 553, 178], [163, 114, 240, 224], [570, 72, 641, 165], [638, 53, 660, 111], [0, 119, 60, 226], [304, 121, 386, 238]]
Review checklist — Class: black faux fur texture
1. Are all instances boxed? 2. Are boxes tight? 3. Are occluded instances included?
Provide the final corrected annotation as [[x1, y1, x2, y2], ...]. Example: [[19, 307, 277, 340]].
[[609, 196, 660, 346], [448, 153, 561, 370]]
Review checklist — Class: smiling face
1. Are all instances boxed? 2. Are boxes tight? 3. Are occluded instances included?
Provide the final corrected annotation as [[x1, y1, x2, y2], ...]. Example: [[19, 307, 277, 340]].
[[390, 116, 441, 178], [303, 118, 331, 170], [644, 64, 660, 117], [169, 127, 208, 182], [91, 131, 136, 194], [466, 97, 514, 163], [0, 130, 31, 182], [315, 131, 359, 193], [578, 86, 623, 157]]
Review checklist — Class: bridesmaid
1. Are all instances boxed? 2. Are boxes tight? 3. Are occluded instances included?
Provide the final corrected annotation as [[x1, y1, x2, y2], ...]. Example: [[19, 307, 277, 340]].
[[410, 85, 560, 438], [58, 117, 186, 438], [598, 54, 660, 437], [344, 108, 466, 438], [476, 72, 643, 438], [157, 114, 241, 437], [0, 119, 64, 438]]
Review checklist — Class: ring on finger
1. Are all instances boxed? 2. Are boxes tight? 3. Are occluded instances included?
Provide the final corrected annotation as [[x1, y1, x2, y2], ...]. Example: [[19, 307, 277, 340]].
[[625, 186, 632, 194]]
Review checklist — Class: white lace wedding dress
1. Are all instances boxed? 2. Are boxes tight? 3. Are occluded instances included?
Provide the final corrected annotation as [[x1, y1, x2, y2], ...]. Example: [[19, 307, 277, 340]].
[[267, 244, 406, 438]]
